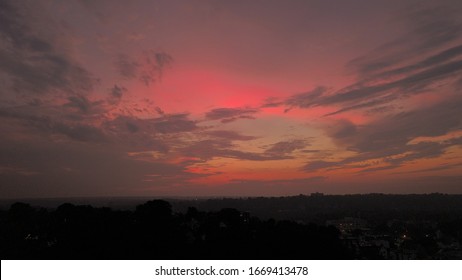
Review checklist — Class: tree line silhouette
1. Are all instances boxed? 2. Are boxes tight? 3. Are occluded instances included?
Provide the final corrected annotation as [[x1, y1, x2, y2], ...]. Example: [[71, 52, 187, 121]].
[[0, 200, 350, 259]]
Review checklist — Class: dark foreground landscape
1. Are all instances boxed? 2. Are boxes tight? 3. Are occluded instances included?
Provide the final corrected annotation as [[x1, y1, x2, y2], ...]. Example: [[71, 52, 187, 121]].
[[1, 194, 462, 259]]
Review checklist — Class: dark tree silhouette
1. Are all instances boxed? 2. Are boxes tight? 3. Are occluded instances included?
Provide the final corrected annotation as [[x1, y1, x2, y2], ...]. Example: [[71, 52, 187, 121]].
[[2, 195, 462, 259]]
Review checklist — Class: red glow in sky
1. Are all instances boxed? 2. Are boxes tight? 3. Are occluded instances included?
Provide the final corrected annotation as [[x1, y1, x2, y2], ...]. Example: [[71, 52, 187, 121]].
[[1, 0, 462, 198]]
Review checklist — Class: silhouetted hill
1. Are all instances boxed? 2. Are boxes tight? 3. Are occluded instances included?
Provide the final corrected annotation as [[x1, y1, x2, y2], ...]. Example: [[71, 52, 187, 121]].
[[171, 193, 462, 224]]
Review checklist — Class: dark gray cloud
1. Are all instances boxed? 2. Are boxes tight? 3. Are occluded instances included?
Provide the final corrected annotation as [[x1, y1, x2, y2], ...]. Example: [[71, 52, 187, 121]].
[[280, 3, 462, 115], [152, 52, 173, 77], [64, 95, 106, 115], [105, 113, 199, 135], [0, 102, 202, 198], [205, 107, 258, 123], [265, 140, 307, 156], [327, 60, 462, 106], [303, 160, 340, 172], [180, 139, 231, 160], [104, 116, 142, 135], [115, 51, 173, 86], [261, 97, 284, 108], [179, 137, 302, 162], [301, 149, 321, 153], [323, 95, 397, 117], [0, 105, 107, 143], [108, 84, 127, 104], [356, 165, 401, 174], [155, 106, 165, 116], [348, 3, 462, 76], [0, 134, 192, 198], [287, 59, 462, 113], [52, 122, 108, 143], [303, 95, 462, 172], [180, 139, 270, 162], [394, 161, 462, 174], [364, 44, 462, 82], [139, 51, 173, 86], [284, 86, 326, 112], [383, 141, 448, 166], [151, 113, 198, 134], [218, 149, 289, 161], [65, 95, 93, 113], [102, 114, 200, 151], [0, 0, 95, 98], [115, 54, 139, 79], [324, 119, 357, 143], [0, 103, 192, 148], [205, 130, 257, 141], [353, 97, 462, 153]]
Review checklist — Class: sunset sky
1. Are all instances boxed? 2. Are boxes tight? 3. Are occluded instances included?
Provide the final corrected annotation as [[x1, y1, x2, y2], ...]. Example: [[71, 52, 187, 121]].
[[1, 0, 462, 198]]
